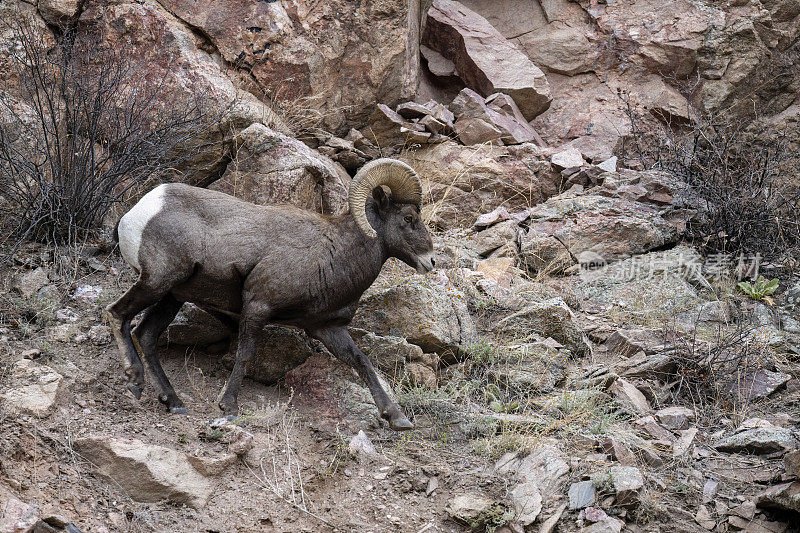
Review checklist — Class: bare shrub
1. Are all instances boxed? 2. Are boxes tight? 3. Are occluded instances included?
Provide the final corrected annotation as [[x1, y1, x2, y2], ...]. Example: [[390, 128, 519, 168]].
[[0, 18, 220, 251], [620, 94, 800, 260], [662, 317, 778, 411]]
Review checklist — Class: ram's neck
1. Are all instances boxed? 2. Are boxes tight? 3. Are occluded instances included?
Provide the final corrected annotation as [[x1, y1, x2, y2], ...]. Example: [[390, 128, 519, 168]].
[[321, 213, 387, 307]]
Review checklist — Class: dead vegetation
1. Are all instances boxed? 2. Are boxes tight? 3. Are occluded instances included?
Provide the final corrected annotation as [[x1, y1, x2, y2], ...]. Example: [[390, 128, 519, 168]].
[[0, 19, 220, 252], [621, 96, 800, 261]]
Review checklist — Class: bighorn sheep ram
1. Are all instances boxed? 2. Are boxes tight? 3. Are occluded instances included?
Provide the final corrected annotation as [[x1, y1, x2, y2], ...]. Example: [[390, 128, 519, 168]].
[[106, 158, 434, 430]]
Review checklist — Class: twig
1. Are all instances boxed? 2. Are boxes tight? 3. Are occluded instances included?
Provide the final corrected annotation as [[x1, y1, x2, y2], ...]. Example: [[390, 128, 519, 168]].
[[245, 461, 334, 528]]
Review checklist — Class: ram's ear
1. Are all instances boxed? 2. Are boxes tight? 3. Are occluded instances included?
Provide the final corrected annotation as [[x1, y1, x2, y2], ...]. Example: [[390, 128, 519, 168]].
[[372, 186, 390, 211]]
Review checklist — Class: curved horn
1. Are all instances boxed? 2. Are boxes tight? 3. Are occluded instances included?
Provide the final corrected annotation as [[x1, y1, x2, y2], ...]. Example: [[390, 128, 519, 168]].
[[348, 158, 422, 238]]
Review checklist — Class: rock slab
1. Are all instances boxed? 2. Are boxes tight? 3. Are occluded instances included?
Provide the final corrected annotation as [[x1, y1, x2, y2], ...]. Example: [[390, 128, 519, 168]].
[[569, 480, 597, 510], [608, 465, 644, 506], [0, 498, 38, 533], [499, 298, 587, 355], [422, 0, 551, 120], [714, 427, 799, 455], [757, 481, 800, 514], [211, 123, 348, 214], [2, 360, 67, 418], [74, 436, 212, 508]]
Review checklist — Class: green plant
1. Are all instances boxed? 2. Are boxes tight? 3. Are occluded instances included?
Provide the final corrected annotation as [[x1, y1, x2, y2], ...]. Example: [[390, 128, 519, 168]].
[[469, 502, 514, 533], [199, 428, 225, 442], [465, 339, 496, 366], [472, 428, 535, 458], [591, 471, 614, 496], [486, 384, 519, 414], [737, 276, 779, 301]]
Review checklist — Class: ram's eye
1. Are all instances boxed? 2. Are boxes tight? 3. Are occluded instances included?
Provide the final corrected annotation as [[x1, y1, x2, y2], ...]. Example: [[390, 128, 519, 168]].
[[404, 216, 413, 224]]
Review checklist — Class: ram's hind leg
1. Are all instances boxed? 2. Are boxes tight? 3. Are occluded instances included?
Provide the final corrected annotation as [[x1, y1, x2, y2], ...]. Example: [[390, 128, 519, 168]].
[[132, 294, 184, 413], [106, 277, 165, 398], [106, 270, 188, 400]]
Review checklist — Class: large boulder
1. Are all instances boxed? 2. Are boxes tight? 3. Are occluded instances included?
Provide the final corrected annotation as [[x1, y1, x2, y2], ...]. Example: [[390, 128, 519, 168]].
[[519, 230, 575, 275], [459, 0, 598, 76], [495, 443, 570, 501], [0, 497, 38, 533], [74, 436, 212, 508], [164, 305, 314, 384], [211, 123, 349, 214], [352, 278, 475, 360], [162, 303, 231, 346], [577, 245, 702, 325], [10, 267, 50, 298], [490, 342, 569, 394], [284, 353, 399, 431], [526, 189, 683, 264], [532, 74, 632, 162], [468, 220, 520, 258], [422, 0, 551, 120], [607, 465, 644, 507], [714, 426, 799, 455], [757, 482, 800, 514], [400, 141, 559, 229], [226, 326, 315, 384], [353, 331, 438, 388], [77, 1, 284, 184], [450, 88, 542, 145]]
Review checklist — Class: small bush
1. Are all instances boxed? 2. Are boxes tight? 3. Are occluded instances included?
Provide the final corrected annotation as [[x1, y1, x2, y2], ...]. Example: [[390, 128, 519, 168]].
[[663, 318, 777, 409], [0, 19, 220, 251], [468, 502, 514, 533]]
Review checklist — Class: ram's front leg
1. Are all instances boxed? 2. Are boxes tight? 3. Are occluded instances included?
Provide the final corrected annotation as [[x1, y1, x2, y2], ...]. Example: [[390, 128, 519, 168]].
[[309, 326, 413, 431], [217, 300, 269, 416]]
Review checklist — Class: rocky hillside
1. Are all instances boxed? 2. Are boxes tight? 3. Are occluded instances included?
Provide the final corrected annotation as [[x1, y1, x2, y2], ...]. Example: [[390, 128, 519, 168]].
[[1, 0, 800, 532]]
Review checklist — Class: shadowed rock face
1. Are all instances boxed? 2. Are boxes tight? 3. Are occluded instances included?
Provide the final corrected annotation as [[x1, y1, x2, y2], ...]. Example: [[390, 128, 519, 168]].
[[156, 0, 417, 133]]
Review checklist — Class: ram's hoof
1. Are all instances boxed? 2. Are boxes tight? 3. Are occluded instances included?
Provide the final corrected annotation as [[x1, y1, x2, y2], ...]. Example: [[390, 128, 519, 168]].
[[170, 406, 188, 415], [389, 415, 414, 431], [127, 383, 143, 400]]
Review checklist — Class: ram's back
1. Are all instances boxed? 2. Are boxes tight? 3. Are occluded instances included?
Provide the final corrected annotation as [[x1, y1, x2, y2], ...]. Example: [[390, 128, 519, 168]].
[[118, 182, 333, 278]]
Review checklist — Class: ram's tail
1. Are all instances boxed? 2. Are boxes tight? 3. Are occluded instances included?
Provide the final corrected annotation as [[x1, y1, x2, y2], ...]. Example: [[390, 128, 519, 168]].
[[112, 219, 121, 243]]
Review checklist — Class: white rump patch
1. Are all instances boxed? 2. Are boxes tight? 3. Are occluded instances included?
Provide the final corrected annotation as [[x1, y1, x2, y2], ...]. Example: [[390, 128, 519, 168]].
[[118, 185, 167, 271]]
